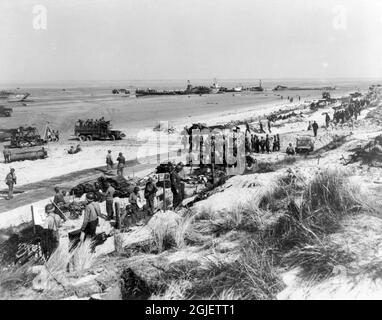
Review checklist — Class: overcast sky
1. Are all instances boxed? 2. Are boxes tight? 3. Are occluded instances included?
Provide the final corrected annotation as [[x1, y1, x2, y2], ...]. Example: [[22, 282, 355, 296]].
[[1, 0, 381, 83]]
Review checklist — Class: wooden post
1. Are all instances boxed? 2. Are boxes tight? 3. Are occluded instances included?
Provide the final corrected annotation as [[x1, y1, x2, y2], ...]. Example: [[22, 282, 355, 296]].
[[31, 205, 36, 235], [163, 179, 166, 212]]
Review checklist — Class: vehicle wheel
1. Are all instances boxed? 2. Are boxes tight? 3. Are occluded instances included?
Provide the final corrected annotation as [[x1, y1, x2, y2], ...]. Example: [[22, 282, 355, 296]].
[[79, 135, 86, 142], [87, 135, 93, 141], [110, 135, 116, 141]]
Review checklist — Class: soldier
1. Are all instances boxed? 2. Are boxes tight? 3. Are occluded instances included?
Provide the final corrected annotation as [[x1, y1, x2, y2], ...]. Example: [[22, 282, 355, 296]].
[[5, 168, 16, 200], [53, 187, 67, 221], [170, 165, 184, 209], [259, 121, 265, 133], [312, 121, 319, 137], [307, 121, 312, 130], [106, 150, 113, 172], [260, 136, 266, 153], [286, 143, 295, 155], [43, 203, 62, 257], [129, 186, 142, 217], [265, 134, 271, 153], [101, 182, 115, 220], [325, 113, 331, 128], [80, 192, 104, 242], [3, 148, 11, 163], [144, 177, 158, 216], [117, 152, 126, 176], [254, 135, 260, 153], [272, 135, 278, 152]]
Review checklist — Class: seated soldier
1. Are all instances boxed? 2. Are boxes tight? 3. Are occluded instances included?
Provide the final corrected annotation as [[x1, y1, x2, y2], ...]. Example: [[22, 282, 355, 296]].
[[286, 143, 295, 155]]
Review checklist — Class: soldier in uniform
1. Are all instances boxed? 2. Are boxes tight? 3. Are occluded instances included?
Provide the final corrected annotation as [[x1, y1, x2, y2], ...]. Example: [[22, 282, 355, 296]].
[[5, 168, 16, 200]]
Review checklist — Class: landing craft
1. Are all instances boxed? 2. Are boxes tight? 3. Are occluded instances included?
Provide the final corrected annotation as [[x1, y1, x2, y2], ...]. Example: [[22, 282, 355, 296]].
[[209, 78, 221, 94], [249, 80, 264, 92], [8, 93, 32, 103]]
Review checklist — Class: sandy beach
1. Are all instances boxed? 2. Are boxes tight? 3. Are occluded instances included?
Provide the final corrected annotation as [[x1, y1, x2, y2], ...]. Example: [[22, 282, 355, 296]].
[[0, 80, 364, 188]]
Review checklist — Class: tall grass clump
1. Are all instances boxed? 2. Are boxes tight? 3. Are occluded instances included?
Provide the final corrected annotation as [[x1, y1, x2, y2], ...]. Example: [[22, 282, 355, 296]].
[[282, 241, 355, 281], [161, 240, 283, 300], [263, 169, 364, 252], [69, 239, 97, 276], [148, 211, 195, 252]]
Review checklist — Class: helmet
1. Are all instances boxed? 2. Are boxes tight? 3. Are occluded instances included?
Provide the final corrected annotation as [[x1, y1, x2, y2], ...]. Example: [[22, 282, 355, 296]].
[[86, 192, 95, 201], [45, 204, 55, 212]]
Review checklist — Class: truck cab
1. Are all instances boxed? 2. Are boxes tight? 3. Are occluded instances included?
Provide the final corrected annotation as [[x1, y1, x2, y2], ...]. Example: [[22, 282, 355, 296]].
[[0, 106, 13, 117]]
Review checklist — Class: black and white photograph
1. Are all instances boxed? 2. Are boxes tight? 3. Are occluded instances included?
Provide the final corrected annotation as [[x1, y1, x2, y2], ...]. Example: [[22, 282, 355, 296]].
[[0, 0, 382, 303]]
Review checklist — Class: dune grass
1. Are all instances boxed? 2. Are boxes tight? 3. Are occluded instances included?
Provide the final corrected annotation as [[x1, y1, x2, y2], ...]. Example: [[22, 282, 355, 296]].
[[262, 169, 364, 252], [156, 239, 283, 300], [282, 241, 355, 281]]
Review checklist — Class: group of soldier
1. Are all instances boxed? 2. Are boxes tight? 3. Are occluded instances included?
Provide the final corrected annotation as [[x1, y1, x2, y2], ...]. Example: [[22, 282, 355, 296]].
[[333, 99, 365, 124], [246, 134, 281, 154], [77, 117, 110, 128], [106, 150, 126, 176]]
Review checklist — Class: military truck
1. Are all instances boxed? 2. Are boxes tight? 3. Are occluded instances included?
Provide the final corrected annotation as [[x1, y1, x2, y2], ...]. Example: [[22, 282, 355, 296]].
[[295, 136, 314, 154], [74, 119, 125, 141], [0, 105, 12, 117]]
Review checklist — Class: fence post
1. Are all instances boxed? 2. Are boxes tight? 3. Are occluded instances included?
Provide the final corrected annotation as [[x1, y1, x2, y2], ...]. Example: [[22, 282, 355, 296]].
[[31, 205, 36, 235]]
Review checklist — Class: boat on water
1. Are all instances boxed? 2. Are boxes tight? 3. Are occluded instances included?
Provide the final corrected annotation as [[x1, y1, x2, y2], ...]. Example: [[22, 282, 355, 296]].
[[8, 93, 32, 103], [210, 79, 221, 94], [248, 80, 264, 92], [134, 79, 224, 97], [273, 85, 336, 91], [224, 86, 243, 93]]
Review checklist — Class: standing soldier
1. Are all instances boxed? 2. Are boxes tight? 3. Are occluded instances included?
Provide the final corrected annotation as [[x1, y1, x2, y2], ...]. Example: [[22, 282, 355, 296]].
[[265, 134, 271, 153], [106, 150, 113, 172], [5, 168, 16, 200], [170, 165, 183, 209], [3, 148, 11, 163], [80, 193, 104, 242], [117, 152, 126, 176], [267, 120, 272, 133], [53, 187, 67, 222], [260, 136, 266, 153], [144, 178, 158, 216], [325, 113, 331, 128], [42, 203, 62, 258], [307, 121, 312, 131], [259, 121, 265, 133], [129, 186, 142, 218], [312, 121, 319, 137], [272, 135, 278, 152], [102, 182, 115, 220]]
